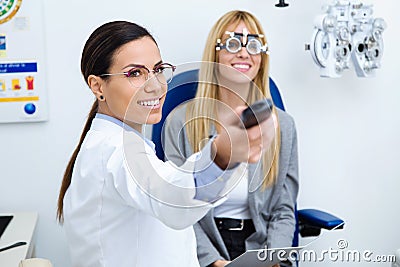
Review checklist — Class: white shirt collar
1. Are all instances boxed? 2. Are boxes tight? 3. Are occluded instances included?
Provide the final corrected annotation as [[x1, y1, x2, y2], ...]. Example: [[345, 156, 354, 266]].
[[94, 113, 156, 152]]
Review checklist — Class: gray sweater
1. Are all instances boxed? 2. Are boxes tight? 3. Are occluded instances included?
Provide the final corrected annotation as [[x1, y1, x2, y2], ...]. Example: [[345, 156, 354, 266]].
[[163, 104, 299, 267]]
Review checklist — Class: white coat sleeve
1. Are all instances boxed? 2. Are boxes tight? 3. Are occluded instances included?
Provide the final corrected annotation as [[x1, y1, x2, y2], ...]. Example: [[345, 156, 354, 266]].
[[105, 132, 232, 230]]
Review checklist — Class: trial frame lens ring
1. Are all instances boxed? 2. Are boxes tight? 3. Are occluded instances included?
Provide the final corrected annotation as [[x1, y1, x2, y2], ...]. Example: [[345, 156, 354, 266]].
[[225, 37, 242, 53], [246, 38, 262, 55]]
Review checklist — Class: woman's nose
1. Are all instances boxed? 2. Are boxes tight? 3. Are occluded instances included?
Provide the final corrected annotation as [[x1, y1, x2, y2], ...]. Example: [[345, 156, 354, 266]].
[[236, 46, 250, 58], [143, 74, 163, 93]]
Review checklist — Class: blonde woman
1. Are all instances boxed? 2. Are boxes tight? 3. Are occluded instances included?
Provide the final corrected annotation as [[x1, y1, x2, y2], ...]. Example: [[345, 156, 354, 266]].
[[163, 10, 299, 267]]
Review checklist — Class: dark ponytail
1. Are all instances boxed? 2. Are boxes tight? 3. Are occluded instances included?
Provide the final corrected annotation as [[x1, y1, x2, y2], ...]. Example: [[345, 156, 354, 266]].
[[57, 101, 98, 222], [57, 21, 156, 222]]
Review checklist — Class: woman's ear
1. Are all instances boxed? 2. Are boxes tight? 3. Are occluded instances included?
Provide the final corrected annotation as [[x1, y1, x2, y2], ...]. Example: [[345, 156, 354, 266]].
[[87, 75, 105, 101]]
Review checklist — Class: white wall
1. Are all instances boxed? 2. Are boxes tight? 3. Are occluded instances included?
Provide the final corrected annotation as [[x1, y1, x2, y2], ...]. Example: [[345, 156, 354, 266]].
[[0, 0, 398, 266]]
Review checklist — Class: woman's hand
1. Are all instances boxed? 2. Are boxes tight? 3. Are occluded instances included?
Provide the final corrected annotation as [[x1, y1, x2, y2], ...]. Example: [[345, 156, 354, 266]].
[[212, 106, 276, 169], [211, 259, 279, 267], [211, 259, 231, 267]]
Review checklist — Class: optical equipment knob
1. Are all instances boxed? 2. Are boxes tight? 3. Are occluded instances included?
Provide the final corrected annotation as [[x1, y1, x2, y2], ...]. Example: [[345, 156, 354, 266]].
[[275, 0, 289, 8]]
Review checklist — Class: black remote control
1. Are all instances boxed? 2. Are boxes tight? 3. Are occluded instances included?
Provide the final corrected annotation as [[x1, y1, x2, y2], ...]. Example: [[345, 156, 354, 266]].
[[240, 99, 273, 129]]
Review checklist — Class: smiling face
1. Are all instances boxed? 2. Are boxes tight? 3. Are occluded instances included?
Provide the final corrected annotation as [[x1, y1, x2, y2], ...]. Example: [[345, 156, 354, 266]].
[[217, 20, 262, 85], [93, 36, 167, 131]]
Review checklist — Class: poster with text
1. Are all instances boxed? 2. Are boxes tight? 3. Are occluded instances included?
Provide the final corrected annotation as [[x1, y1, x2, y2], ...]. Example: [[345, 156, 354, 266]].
[[0, 0, 48, 123]]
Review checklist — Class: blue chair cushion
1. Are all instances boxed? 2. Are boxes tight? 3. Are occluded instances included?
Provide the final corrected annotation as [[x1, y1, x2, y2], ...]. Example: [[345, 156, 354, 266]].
[[298, 209, 344, 230]]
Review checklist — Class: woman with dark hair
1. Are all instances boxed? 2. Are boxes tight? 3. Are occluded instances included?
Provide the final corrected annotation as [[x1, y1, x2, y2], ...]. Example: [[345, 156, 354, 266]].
[[57, 20, 275, 267]]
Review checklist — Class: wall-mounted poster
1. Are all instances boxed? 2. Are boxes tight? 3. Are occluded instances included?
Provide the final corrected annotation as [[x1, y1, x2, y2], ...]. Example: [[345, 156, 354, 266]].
[[0, 0, 48, 123]]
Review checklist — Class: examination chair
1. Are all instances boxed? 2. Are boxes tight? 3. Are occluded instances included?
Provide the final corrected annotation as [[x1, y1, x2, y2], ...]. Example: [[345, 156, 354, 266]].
[[151, 68, 345, 265]]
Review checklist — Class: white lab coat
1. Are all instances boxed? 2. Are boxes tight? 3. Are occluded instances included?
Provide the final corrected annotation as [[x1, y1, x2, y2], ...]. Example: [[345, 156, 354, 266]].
[[63, 115, 233, 267]]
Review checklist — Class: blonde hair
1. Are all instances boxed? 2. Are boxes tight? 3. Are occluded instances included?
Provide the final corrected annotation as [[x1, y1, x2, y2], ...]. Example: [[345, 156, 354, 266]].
[[186, 10, 281, 189]]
